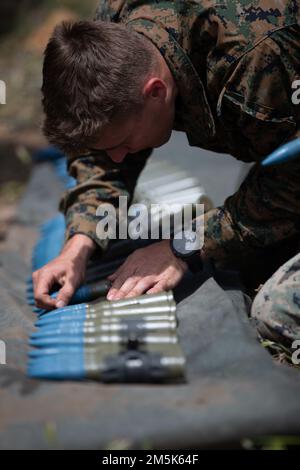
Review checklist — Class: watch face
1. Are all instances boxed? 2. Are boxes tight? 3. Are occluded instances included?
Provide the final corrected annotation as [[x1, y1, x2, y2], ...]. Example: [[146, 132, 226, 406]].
[[172, 230, 199, 257]]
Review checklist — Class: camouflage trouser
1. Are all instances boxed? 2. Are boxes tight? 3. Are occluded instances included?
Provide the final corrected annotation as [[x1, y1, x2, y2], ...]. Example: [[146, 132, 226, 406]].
[[251, 252, 300, 356]]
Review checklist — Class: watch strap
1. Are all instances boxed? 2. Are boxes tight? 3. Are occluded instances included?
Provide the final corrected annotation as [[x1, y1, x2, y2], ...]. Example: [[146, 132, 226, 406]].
[[170, 238, 203, 273], [185, 251, 203, 273]]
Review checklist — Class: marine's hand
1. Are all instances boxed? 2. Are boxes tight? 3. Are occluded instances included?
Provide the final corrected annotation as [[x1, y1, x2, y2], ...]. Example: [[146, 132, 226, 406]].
[[107, 240, 188, 300], [32, 234, 96, 310]]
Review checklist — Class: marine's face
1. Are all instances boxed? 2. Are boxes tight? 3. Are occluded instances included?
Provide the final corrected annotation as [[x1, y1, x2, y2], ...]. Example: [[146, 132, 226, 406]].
[[91, 87, 175, 163]]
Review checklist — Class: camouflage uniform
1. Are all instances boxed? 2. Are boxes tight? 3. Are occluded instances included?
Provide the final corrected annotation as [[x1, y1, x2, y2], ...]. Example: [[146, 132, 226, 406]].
[[251, 251, 300, 348], [59, 1, 300, 347]]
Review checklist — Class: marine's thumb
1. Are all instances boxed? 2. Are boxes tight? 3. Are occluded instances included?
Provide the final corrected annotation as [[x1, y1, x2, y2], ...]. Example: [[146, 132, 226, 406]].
[[55, 280, 76, 309]]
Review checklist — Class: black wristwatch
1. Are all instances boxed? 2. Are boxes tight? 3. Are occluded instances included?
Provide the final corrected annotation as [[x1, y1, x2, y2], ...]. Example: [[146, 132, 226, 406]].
[[170, 229, 203, 273]]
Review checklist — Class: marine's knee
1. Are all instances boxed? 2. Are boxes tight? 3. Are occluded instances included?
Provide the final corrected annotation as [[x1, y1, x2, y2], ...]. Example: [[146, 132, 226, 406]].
[[251, 252, 300, 345], [250, 280, 281, 343]]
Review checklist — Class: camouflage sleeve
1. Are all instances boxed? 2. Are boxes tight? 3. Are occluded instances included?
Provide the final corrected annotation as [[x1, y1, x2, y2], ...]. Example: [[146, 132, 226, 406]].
[[203, 26, 300, 266], [59, 149, 152, 250]]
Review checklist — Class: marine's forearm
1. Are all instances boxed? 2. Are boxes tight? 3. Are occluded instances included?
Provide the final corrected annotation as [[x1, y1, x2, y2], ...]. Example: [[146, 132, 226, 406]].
[[60, 149, 152, 250]]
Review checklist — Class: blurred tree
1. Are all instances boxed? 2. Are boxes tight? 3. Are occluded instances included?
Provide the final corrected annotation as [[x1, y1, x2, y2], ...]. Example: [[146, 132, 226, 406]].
[[0, 0, 43, 36]]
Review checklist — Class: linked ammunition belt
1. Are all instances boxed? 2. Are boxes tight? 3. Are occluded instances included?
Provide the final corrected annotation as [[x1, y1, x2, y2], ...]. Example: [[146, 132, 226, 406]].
[[28, 290, 186, 383]]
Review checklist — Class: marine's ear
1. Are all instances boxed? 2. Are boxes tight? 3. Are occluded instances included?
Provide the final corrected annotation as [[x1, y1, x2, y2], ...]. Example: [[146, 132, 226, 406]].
[[142, 77, 167, 102]]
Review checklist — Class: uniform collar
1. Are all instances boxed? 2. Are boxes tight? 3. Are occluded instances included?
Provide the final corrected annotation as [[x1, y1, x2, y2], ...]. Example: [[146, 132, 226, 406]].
[[126, 17, 216, 144]]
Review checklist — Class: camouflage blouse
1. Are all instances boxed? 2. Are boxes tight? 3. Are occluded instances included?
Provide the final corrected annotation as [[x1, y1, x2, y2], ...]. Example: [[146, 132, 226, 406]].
[[60, 0, 300, 266]]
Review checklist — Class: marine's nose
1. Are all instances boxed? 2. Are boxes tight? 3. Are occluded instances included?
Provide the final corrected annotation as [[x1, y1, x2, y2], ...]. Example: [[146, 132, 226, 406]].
[[107, 148, 128, 163]]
